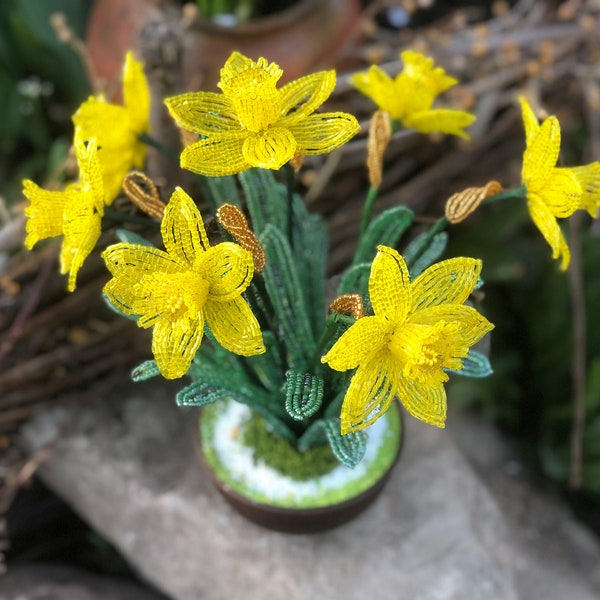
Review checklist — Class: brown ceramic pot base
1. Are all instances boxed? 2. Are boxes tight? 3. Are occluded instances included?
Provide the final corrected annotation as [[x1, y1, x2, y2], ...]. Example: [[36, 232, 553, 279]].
[[203, 460, 398, 534]]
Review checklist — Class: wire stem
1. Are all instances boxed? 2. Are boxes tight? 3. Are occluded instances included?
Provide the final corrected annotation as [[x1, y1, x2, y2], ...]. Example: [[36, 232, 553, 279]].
[[405, 216, 448, 270], [104, 209, 160, 228], [138, 132, 179, 162], [483, 185, 527, 206], [359, 186, 379, 238]]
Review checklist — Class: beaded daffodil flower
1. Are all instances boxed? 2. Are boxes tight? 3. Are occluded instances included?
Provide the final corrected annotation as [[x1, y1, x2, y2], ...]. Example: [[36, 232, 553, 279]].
[[520, 97, 600, 270], [22, 133, 104, 292], [164, 51, 360, 176], [322, 246, 493, 433], [351, 50, 475, 139], [102, 187, 265, 379], [73, 51, 150, 204]]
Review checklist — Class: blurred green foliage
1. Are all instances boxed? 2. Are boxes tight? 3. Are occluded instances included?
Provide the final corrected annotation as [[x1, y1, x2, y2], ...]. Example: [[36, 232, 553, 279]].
[[0, 0, 90, 208], [448, 187, 600, 497]]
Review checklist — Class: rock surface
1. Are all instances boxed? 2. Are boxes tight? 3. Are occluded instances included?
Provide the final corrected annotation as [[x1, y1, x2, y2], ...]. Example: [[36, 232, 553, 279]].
[[18, 380, 600, 600], [0, 563, 167, 599]]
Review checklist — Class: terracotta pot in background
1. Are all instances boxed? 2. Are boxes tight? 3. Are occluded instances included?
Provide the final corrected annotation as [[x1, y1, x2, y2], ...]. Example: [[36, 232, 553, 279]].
[[86, 0, 363, 199], [86, 0, 363, 92]]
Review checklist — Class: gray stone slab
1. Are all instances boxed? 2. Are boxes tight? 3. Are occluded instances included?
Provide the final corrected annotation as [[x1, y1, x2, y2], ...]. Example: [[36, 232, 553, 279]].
[[17, 380, 600, 600]]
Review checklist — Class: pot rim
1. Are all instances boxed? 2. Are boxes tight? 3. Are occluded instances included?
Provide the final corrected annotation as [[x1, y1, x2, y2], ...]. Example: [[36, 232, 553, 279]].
[[198, 400, 403, 504]]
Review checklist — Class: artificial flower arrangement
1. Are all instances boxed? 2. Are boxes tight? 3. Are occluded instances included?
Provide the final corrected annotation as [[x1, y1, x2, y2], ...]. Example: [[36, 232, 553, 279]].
[[21, 49, 600, 520]]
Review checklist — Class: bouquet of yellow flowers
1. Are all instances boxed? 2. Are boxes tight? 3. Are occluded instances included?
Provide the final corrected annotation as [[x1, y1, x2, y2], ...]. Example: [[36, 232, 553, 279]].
[[21, 48, 600, 481]]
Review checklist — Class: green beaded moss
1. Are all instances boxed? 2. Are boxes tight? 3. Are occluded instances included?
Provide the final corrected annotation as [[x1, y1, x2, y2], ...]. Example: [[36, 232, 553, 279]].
[[242, 410, 339, 480], [200, 399, 402, 509]]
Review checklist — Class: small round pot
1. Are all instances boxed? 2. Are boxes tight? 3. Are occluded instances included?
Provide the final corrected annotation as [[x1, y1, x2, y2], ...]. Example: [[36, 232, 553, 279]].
[[198, 400, 403, 534]]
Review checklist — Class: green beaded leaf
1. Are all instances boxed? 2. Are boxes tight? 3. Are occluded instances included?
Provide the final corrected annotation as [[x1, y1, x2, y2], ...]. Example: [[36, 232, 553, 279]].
[[240, 168, 288, 236], [115, 228, 154, 246], [176, 381, 228, 406], [177, 380, 297, 442], [205, 175, 241, 212], [291, 195, 328, 337], [241, 169, 327, 338], [322, 420, 367, 468], [353, 206, 414, 266], [245, 331, 285, 393], [337, 263, 371, 297], [284, 370, 324, 421], [298, 417, 367, 468], [131, 359, 161, 381], [405, 231, 448, 278], [260, 224, 315, 370], [448, 349, 493, 378]]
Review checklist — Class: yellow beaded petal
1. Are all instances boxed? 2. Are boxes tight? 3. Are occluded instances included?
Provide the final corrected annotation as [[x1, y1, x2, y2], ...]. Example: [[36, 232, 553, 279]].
[[219, 55, 282, 133], [411, 257, 481, 312], [201, 243, 254, 301], [60, 194, 102, 291], [519, 96, 541, 146], [410, 304, 493, 349], [351, 65, 402, 118], [74, 136, 104, 208], [161, 187, 210, 265], [73, 100, 133, 204], [570, 163, 600, 217], [279, 70, 336, 124], [394, 73, 436, 117], [528, 194, 570, 270], [369, 246, 411, 322], [340, 349, 400, 434], [321, 315, 390, 371], [286, 113, 360, 154], [396, 375, 446, 428], [165, 93, 243, 138], [103, 244, 183, 279], [73, 98, 123, 147], [102, 246, 182, 315], [22, 181, 67, 248], [400, 50, 457, 96], [205, 295, 265, 356], [522, 116, 561, 188], [404, 108, 476, 139], [152, 316, 205, 379], [123, 51, 151, 136], [181, 138, 249, 176], [242, 127, 297, 169], [218, 52, 283, 96], [542, 167, 582, 217]]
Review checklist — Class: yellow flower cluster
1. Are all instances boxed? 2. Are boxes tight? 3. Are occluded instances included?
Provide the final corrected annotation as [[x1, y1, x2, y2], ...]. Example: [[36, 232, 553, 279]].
[[351, 50, 476, 139], [73, 51, 151, 204], [21, 51, 151, 290], [24, 49, 599, 438], [519, 97, 600, 270], [323, 246, 493, 433], [103, 188, 265, 379], [165, 52, 360, 176], [23, 134, 104, 291]]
